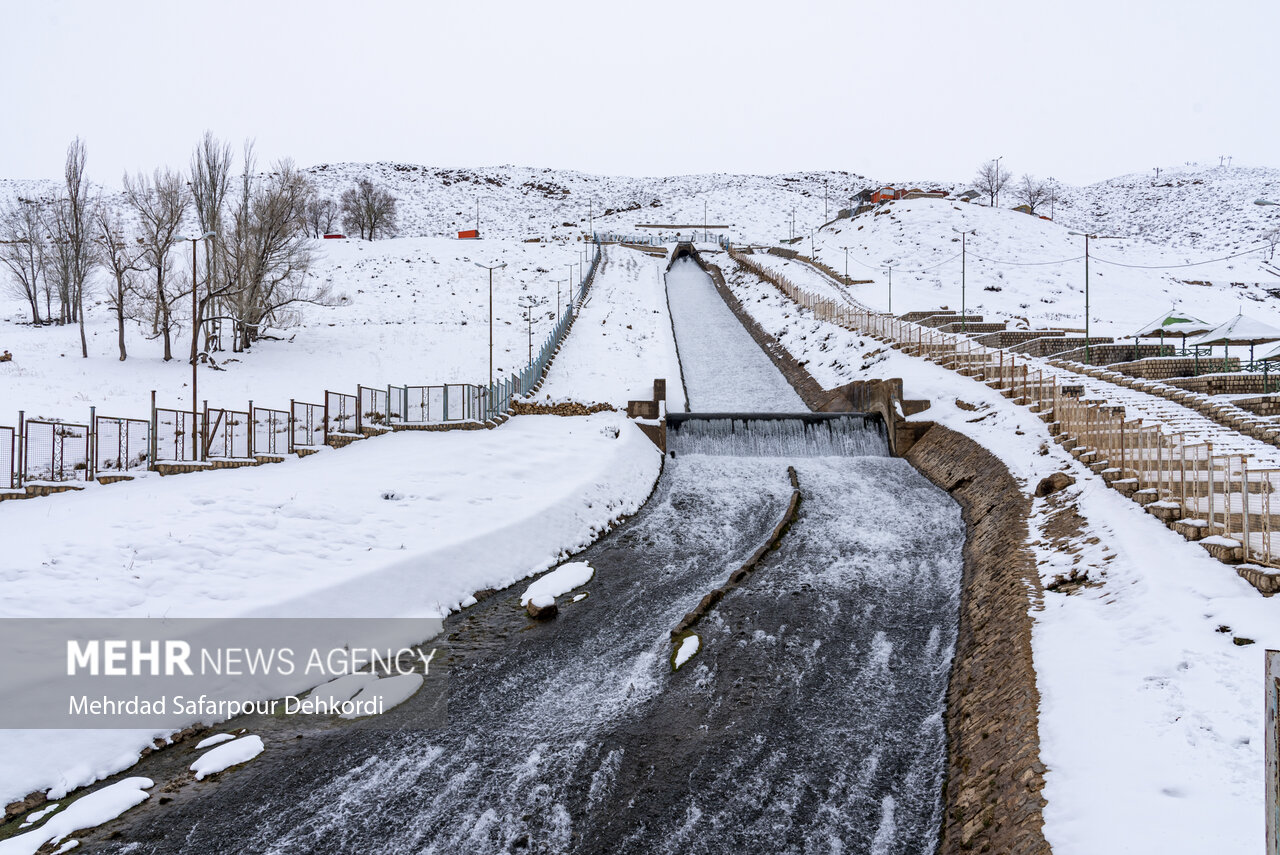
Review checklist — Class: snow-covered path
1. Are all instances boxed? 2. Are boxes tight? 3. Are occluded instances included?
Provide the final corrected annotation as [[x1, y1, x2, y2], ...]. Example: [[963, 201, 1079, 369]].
[[665, 256, 806, 411], [535, 247, 686, 409]]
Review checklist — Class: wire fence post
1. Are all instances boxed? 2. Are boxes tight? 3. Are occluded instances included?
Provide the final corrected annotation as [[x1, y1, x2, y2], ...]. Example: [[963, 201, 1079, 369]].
[[16, 410, 24, 490], [88, 406, 96, 481], [1267, 648, 1278, 855], [1242, 456, 1252, 561], [247, 400, 255, 458]]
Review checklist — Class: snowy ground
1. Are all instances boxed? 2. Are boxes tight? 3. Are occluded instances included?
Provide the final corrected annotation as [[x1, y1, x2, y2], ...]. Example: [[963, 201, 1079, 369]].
[[718, 255, 1280, 855], [0, 412, 660, 808], [533, 246, 685, 409], [0, 236, 589, 424], [805, 196, 1280, 341]]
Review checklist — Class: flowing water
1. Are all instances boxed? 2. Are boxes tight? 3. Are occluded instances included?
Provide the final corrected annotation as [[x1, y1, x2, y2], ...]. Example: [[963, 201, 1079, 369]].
[[83, 256, 963, 854]]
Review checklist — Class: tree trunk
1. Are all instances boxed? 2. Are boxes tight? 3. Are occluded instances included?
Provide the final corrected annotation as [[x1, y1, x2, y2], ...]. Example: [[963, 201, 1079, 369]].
[[116, 287, 127, 361], [77, 286, 87, 358]]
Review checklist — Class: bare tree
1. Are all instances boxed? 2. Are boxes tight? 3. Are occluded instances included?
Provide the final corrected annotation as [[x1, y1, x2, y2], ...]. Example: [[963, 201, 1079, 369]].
[[303, 193, 340, 238], [223, 152, 324, 350], [189, 132, 234, 357], [58, 138, 97, 357], [95, 207, 146, 361], [973, 159, 1011, 208], [0, 196, 48, 325], [1012, 174, 1053, 215], [340, 178, 398, 240], [125, 167, 191, 362], [1266, 228, 1280, 262]]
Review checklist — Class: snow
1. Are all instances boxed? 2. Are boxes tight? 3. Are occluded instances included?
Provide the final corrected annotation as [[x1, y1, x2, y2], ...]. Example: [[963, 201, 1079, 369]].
[[17, 804, 59, 828], [192, 733, 237, 750], [807, 195, 1280, 342], [520, 561, 595, 606], [0, 777, 152, 855], [190, 735, 264, 780], [0, 413, 660, 805], [717, 251, 1280, 855], [672, 634, 700, 670], [534, 246, 685, 409], [341, 674, 423, 719], [308, 673, 379, 707], [0, 236, 593, 425], [1200, 534, 1242, 547]]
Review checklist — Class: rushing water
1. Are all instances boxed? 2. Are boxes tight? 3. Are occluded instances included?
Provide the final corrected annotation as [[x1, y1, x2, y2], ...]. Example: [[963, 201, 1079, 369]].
[[668, 414, 890, 458], [86, 253, 963, 855]]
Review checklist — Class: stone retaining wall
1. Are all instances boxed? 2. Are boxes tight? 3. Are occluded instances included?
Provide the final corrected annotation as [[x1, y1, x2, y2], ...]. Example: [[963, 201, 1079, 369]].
[[905, 422, 1050, 855], [1108, 355, 1239, 380], [703, 247, 1050, 853], [1168, 372, 1279, 396]]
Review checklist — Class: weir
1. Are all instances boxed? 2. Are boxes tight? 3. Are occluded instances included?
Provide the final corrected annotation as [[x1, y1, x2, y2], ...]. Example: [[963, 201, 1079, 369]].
[[666, 411, 890, 457]]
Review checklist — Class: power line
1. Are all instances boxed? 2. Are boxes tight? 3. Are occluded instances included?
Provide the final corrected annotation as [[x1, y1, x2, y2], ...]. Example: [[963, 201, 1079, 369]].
[[1091, 241, 1272, 269], [967, 251, 1084, 266]]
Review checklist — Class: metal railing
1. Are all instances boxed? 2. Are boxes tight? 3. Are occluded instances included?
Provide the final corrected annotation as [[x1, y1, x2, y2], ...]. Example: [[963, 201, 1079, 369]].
[[0, 240, 604, 491], [730, 247, 1280, 570]]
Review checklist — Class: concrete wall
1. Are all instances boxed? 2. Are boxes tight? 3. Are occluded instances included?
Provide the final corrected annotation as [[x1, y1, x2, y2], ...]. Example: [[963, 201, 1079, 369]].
[[905, 422, 1051, 855], [692, 246, 1051, 852]]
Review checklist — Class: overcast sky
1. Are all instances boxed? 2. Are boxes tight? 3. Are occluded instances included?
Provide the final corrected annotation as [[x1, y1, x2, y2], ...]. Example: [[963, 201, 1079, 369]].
[[3, 0, 1276, 187]]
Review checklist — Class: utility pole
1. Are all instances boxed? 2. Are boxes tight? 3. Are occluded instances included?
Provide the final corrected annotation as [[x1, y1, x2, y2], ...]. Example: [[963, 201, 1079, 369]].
[[824, 181, 829, 221], [1068, 231, 1097, 365], [1154, 167, 1162, 181], [476, 198, 480, 235], [952, 227, 976, 333], [589, 199, 593, 236], [994, 155, 1003, 207], [554, 278, 566, 317], [177, 231, 215, 459], [886, 265, 894, 314], [474, 260, 507, 386], [790, 210, 795, 241], [840, 246, 849, 281]]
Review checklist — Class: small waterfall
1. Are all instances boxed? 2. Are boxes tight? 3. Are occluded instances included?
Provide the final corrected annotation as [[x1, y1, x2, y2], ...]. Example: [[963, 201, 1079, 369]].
[[667, 414, 890, 457]]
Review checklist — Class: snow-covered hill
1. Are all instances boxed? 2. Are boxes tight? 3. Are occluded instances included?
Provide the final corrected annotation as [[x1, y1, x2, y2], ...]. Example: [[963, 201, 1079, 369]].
[[809, 194, 1280, 340]]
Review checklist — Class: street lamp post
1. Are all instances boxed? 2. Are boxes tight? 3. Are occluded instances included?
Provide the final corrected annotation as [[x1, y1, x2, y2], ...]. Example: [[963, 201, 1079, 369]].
[[474, 261, 507, 387], [177, 231, 215, 460], [1068, 231, 1100, 365], [839, 246, 849, 281], [952, 227, 976, 333], [1257, 199, 1280, 207], [554, 278, 566, 318], [886, 264, 894, 314], [994, 155, 1003, 207]]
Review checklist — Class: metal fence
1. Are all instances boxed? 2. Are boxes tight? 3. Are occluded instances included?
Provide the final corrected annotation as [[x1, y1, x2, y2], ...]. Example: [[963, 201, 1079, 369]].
[[95, 416, 150, 473], [253, 407, 290, 456], [155, 408, 204, 464], [205, 408, 250, 459], [358, 385, 390, 432], [0, 239, 605, 491], [732, 246, 1280, 571], [24, 419, 90, 483], [291, 401, 325, 449], [0, 426, 13, 490], [325, 391, 357, 436]]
